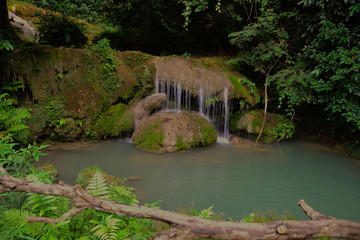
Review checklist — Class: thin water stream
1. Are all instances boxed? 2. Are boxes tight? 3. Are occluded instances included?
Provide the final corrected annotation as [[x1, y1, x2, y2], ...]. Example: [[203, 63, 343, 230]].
[[41, 140, 360, 222]]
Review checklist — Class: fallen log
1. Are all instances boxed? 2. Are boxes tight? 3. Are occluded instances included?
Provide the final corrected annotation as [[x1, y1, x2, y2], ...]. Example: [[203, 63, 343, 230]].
[[1, 165, 359, 240]]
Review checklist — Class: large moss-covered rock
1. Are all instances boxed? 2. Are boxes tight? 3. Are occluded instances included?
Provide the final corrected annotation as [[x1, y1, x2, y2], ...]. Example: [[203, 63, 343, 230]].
[[54, 118, 83, 141], [153, 56, 260, 106], [230, 109, 295, 143], [132, 111, 217, 152], [91, 103, 129, 138]]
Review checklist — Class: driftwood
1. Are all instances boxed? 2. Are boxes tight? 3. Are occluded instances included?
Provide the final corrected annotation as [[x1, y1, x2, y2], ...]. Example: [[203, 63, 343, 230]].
[[1, 165, 360, 240]]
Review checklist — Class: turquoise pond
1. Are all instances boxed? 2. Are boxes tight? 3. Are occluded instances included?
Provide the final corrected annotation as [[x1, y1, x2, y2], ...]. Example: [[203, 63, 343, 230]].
[[41, 139, 360, 222]]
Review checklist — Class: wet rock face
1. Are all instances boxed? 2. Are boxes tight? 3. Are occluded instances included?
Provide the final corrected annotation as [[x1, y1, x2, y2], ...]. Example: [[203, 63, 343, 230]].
[[131, 111, 217, 152], [153, 57, 233, 99]]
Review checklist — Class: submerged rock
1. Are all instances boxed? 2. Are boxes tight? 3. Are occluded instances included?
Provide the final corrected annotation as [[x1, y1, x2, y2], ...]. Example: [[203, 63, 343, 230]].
[[230, 109, 295, 143], [131, 111, 217, 152]]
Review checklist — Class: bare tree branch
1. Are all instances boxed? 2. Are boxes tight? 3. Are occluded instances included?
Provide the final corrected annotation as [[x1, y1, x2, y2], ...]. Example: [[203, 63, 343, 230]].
[[1, 168, 360, 240]]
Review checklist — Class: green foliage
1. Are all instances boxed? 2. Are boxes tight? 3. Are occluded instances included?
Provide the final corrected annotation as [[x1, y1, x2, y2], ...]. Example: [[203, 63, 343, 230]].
[[86, 171, 110, 200], [0, 208, 57, 240], [0, 136, 47, 177], [0, 93, 31, 143], [229, 6, 290, 75], [198, 206, 215, 219], [241, 210, 296, 223], [205, 96, 219, 106], [89, 38, 119, 91], [37, 12, 87, 47], [303, 18, 360, 131], [91, 215, 120, 240], [0, 39, 14, 51], [269, 68, 316, 117], [23, 0, 105, 23], [24, 173, 71, 218], [73, 167, 153, 240], [271, 117, 295, 142]]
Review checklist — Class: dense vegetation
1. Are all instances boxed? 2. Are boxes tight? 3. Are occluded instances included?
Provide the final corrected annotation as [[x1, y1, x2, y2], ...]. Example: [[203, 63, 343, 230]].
[[2, 0, 358, 137], [0, 0, 359, 238]]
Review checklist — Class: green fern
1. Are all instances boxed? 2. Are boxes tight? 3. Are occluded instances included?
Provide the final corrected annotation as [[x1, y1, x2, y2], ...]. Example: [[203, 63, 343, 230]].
[[0, 93, 31, 143], [25, 174, 71, 218], [90, 215, 121, 240], [86, 171, 110, 199], [0, 208, 56, 239]]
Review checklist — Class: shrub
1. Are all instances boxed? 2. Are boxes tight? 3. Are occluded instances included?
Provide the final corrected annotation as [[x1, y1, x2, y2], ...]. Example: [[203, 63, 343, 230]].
[[37, 12, 87, 47]]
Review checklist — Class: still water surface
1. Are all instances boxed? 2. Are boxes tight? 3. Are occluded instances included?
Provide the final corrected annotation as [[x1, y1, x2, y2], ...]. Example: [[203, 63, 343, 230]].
[[42, 140, 360, 222]]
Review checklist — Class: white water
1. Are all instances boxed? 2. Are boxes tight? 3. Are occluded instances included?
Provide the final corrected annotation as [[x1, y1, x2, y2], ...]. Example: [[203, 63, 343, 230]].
[[223, 87, 229, 139], [156, 74, 230, 140], [198, 88, 204, 115], [155, 71, 159, 94]]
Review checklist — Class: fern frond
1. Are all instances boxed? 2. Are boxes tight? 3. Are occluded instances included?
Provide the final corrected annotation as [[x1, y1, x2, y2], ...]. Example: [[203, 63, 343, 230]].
[[91, 215, 121, 240], [86, 171, 110, 199], [25, 174, 71, 217], [0, 208, 56, 239]]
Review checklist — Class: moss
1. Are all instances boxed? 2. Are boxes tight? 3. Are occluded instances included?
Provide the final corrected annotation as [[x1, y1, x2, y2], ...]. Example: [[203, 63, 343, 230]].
[[91, 103, 128, 138], [191, 114, 217, 146], [132, 122, 164, 150], [8, 1, 103, 41], [234, 110, 295, 143], [118, 112, 135, 132], [176, 136, 191, 151], [76, 165, 125, 188], [121, 51, 152, 68], [199, 57, 230, 70], [228, 74, 259, 106], [230, 111, 242, 132]]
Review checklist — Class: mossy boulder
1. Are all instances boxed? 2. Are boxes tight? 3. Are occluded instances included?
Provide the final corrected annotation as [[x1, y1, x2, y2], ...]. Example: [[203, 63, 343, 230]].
[[153, 56, 259, 107], [91, 103, 130, 139], [54, 118, 83, 141], [230, 109, 295, 143], [132, 111, 217, 152], [76, 165, 125, 188]]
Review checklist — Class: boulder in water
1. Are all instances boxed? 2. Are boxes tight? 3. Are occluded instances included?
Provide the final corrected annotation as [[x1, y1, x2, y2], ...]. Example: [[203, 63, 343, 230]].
[[131, 111, 217, 152], [230, 109, 295, 143]]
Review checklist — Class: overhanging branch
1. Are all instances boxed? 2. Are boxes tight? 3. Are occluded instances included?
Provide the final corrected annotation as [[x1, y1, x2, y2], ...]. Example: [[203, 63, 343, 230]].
[[1, 168, 360, 240]]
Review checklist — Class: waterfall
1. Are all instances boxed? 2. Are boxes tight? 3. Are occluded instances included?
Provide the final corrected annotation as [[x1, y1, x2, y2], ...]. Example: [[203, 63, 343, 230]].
[[198, 88, 204, 115], [156, 76, 230, 141], [155, 71, 159, 94], [223, 87, 229, 139], [177, 83, 182, 111]]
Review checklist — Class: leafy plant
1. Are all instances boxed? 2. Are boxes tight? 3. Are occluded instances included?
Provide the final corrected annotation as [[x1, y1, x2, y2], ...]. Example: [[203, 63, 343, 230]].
[[0, 93, 31, 143], [91, 215, 121, 240], [241, 212, 255, 223], [86, 171, 110, 200], [25, 173, 71, 218], [199, 206, 215, 219], [89, 38, 119, 91], [37, 12, 87, 47], [0, 208, 57, 239]]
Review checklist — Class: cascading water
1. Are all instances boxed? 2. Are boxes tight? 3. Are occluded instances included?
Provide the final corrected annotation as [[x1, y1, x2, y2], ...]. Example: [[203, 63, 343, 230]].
[[223, 87, 229, 139], [155, 71, 159, 94], [155, 75, 231, 141], [198, 88, 204, 115]]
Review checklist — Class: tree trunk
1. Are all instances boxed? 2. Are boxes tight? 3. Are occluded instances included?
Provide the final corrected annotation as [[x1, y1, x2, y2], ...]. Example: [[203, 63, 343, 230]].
[[1, 166, 360, 240], [0, 0, 10, 31], [254, 77, 268, 148]]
